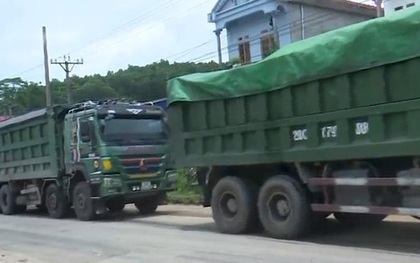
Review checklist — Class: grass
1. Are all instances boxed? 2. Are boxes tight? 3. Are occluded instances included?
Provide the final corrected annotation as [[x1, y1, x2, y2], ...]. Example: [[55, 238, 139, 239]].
[[167, 191, 202, 205], [167, 168, 202, 205]]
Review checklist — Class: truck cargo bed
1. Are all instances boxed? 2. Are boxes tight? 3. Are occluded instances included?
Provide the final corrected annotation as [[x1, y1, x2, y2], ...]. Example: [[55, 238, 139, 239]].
[[0, 107, 65, 182], [167, 8, 420, 168]]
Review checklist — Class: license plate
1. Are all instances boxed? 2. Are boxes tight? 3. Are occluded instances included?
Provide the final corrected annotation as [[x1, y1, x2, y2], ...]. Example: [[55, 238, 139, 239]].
[[141, 181, 152, 190]]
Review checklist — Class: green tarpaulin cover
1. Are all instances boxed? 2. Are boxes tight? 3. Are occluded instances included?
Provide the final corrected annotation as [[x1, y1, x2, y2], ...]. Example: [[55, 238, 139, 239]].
[[167, 7, 420, 104]]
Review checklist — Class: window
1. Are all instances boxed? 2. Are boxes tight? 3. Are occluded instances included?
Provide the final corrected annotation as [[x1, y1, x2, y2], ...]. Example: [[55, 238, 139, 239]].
[[78, 119, 95, 144], [238, 38, 251, 64], [99, 117, 167, 146], [261, 33, 276, 59], [407, 2, 415, 7], [394, 5, 403, 11]]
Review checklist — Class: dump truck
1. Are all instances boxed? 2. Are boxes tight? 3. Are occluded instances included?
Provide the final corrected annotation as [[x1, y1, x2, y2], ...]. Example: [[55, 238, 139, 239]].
[[166, 8, 420, 239], [0, 100, 177, 221]]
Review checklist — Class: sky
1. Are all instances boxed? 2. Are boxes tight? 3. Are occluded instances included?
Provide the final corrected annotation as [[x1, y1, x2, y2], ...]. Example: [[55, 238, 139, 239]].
[[0, 0, 372, 84]]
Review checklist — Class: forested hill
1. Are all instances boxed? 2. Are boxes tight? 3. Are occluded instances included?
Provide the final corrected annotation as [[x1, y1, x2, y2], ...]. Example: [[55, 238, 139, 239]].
[[0, 60, 227, 116]]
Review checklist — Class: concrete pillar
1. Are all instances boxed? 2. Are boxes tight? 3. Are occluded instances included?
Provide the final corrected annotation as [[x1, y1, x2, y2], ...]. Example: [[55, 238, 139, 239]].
[[214, 29, 223, 65]]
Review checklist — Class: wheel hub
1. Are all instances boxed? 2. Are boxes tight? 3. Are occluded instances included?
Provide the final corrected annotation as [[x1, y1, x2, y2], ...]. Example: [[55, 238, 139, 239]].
[[276, 199, 290, 217], [268, 193, 290, 222], [226, 198, 238, 213], [49, 194, 57, 209], [77, 194, 85, 209], [220, 192, 238, 218]]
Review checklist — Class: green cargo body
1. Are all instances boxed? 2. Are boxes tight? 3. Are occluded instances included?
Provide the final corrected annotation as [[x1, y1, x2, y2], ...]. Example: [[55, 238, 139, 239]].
[[0, 107, 66, 182], [167, 8, 420, 239], [168, 8, 420, 167], [169, 57, 420, 166]]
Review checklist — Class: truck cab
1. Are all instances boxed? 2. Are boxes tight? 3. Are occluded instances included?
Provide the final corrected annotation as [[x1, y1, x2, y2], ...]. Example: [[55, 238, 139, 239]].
[[63, 100, 176, 220]]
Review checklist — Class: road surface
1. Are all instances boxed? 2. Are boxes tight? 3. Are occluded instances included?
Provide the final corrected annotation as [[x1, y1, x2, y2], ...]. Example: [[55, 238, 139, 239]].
[[0, 205, 419, 263]]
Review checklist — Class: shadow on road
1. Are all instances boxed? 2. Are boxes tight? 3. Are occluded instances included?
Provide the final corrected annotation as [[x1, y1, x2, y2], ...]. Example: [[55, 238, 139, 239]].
[[14, 207, 420, 255], [301, 219, 420, 255]]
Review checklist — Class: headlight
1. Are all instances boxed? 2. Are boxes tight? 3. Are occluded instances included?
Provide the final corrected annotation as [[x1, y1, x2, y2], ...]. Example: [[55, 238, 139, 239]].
[[102, 159, 113, 171]]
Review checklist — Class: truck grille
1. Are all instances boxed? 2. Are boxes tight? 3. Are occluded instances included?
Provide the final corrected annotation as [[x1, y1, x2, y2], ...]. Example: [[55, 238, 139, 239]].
[[120, 157, 162, 178]]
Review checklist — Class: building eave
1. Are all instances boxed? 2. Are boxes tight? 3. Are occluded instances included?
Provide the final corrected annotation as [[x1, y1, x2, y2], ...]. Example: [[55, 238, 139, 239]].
[[287, 0, 380, 17], [212, 0, 230, 13]]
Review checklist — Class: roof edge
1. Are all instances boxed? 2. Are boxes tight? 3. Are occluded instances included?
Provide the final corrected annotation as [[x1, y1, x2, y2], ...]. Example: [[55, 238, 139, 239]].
[[287, 0, 380, 17]]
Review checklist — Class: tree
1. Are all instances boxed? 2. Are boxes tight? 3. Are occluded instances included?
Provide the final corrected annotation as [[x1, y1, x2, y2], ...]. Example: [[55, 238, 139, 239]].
[[0, 60, 228, 115]]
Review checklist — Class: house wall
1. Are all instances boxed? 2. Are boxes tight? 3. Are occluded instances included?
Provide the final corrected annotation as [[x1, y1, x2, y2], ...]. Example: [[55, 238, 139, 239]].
[[287, 3, 372, 42], [213, 0, 375, 63], [226, 11, 291, 62], [384, 0, 419, 15]]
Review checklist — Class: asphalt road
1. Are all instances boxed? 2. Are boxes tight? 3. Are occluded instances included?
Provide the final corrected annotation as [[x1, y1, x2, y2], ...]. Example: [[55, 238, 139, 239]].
[[0, 205, 419, 263]]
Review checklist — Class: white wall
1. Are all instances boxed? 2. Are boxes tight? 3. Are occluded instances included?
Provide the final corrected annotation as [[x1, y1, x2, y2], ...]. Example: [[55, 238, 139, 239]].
[[226, 11, 291, 62], [226, 12, 272, 62], [384, 0, 419, 15]]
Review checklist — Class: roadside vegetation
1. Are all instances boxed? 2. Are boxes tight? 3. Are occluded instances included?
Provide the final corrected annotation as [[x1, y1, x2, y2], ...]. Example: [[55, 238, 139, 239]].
[[168, 168, 202, 205]]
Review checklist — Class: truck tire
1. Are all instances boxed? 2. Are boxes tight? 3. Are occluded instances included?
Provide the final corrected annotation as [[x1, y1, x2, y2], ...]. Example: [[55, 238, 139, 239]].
[[334, 212, 386, 226], [211, 176, 258, 234], [45, 184, 69, 219], [134, 197, 158, 215], [106, 199, 126, 213], [258, 175, 311, 239], [73, 182, 95, 221], [0, 184, 17, 215]]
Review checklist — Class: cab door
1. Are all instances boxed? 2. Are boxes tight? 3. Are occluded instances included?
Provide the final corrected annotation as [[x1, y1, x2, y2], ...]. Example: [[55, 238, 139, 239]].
[[77, 116, 98, 159]]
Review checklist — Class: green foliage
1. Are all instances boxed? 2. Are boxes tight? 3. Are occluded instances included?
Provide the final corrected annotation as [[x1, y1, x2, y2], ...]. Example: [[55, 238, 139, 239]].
[[168, 168, 202, 205], [175, 168, 200, 194], [0, 60, 227, 116]]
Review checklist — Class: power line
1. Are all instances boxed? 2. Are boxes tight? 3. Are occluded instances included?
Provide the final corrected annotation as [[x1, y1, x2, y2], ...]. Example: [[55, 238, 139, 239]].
[[84, 0, 214, 59], [170, 35, 228, 62], [6, 0, 380, 81], [6, 0, 185, 80], [66, 0, 183, 55], [191, 11, 334, 62], [51, 56, 84, 104], [189, 0, 378, 63]]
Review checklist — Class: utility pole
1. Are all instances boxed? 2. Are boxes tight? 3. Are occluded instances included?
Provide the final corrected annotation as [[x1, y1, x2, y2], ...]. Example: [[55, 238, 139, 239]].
[[51, 56, 83, 104], [42, 26, 52, 107], [374, 0, 383, 17]]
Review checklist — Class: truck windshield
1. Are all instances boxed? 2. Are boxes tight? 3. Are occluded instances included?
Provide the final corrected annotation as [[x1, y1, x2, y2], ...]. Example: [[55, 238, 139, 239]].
[[99, 117, 167, 146]]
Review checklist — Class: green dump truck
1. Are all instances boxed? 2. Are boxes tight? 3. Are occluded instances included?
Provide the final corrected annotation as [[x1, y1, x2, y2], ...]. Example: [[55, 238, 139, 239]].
[[0, 100, 176, 221], [167, 8, 420, 239]]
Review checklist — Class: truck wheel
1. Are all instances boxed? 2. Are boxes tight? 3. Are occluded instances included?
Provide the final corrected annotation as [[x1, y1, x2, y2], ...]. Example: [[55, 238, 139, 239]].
[[45, 184, 69, 219], [106, 199, 125, 213], [0, 184, 17, 215], [73, 182, 95, 221], [211, 176, 258, 234], [334, 212, 386, 226], [258, 175, 311, 239], [134, 197, 158, 215]]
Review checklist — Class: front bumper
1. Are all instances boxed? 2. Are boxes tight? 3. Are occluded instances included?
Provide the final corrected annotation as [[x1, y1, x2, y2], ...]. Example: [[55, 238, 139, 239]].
[[93, 170, 177, 200]]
